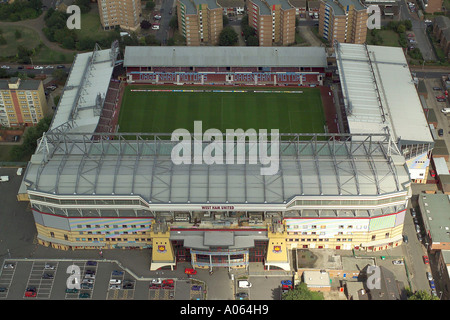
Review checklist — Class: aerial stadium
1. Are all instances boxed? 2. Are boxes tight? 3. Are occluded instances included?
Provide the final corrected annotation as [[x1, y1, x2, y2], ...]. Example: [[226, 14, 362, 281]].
[[18, 43, 413, 272]]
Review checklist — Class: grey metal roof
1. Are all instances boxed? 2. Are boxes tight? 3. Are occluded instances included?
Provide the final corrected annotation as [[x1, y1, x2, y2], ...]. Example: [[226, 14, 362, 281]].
[[0, 78, 41, 90], [23, 132, 410, 209], [336, 43, 433, 147], [123, 46, 327, 68], [251, 0, 272, 14]]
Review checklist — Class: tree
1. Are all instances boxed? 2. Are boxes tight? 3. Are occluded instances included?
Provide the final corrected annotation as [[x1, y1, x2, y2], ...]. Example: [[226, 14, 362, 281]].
[[140, 20, 151, 30], [282, 283, 324, 300], [75, 0, 91, 13], [218, 26, 238, 46], [16, 45, 32, 64], [169, 16, 178, 30], [396, 23, 406, 34], [246, 35, 259, 46], [408, 290, 439, 300], [144, 34, 161, 46], [146, 0, 155, 10], [52, 69, 68, 83]]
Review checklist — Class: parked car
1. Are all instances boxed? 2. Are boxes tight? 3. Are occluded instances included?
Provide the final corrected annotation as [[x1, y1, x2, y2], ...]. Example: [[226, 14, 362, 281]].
[[122, 282, 134, 289], [150, 283, 161, 289], [57, 65, 65, 69], [34, 66, 44, 70], [417, 234, 423, 242], [0, 287, 8, 292], [184, 268, 197, 275], [442, 108, 450, 114], [44, 264, 55, 270], [238, 280, 252, 288], [430, 169, 436, 177], [438, 129, 444, 137], [86, 261, 97, 266], [162, 279, 174, 285], [426, 272, 433, 281], [42, 273, 54, 279], [429, 280, 436, 289], [191, 285, 202, 291], [45, 65, 54, 69], [81, 283, 93, 289], [79, 292, 90, 298], [423, 255, 430, 264], [112, 270, 124, 276], [3, 263, 14, 269], [415, 224, 421, 233], [0, 65, 10, 69], [109, 279, 122, 285], [403, 235, 408, 243], [109, 284, 121, 290], [82, 278, 94, 284], [413, 217, 419, 224], [154, 14, 161, 19], [433, 87, 442, 91], [152, 278, 162, 284], [85, 269, 96, 275], [236, 292, 249, 299], [392, 260, 404, 265], [85, 273, 95, 279], [25, 287, 37, 297], [411, 208, 416, 218], [65, 288, 78, 293], [152, 24, 160, 30], [162, 284, 174, 289]]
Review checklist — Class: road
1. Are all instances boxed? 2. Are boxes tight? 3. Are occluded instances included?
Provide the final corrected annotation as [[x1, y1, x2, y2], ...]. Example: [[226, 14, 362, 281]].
[[153, 0, 176, 44], [398, 0, 436, 61]]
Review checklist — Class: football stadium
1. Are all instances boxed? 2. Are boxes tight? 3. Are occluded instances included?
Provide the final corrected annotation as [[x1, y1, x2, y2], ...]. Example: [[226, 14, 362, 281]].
[[18, 44, 413, 272]]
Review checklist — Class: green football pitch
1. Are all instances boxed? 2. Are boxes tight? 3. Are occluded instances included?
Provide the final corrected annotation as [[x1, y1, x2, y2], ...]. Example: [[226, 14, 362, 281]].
[[118, 86, 325, 135]]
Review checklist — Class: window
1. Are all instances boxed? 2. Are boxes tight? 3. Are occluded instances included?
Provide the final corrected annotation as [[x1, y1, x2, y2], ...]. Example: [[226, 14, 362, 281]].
[[50, 232, 55, 238], [371, 235, 376, 241]]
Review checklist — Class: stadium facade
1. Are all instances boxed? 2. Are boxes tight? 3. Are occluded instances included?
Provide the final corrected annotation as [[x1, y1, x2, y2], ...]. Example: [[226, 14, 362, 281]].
[[18, 45, 413, 272], [123, 46, 327, 87]]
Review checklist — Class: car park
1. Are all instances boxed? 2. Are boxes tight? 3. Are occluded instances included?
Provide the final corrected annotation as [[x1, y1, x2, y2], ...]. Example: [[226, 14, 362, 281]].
[[423, 256, 430, 264]]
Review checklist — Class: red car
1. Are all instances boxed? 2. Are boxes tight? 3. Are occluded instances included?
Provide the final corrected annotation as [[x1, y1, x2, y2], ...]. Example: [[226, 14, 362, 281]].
[[162, 279, 174, 285], [25, 287, 37, 297], [423, 256, 430, 264], [184, 268, 197, 275], [430, 170, 436, 178], [436, 96, 446, 100]]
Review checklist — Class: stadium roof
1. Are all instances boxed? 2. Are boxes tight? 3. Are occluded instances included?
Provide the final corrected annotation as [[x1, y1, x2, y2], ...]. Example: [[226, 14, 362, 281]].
[[22, 132, 410, 213], [123, 46, 327, 68], [336, 43, 433, 148], [50, 44, 118, 136]]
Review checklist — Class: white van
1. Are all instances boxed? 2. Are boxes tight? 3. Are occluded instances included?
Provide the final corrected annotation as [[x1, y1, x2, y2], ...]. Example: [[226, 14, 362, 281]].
[[442, 108, 450, 114], [17, 168, 23, 176], [0, 176, 9, 182], [238, 280, 252, 288], [109, 279, 122, 285]]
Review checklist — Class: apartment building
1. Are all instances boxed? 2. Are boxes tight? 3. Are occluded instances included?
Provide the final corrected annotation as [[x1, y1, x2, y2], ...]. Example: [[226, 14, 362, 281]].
[[97, 0, 141, 31], [177, 0, 224, 45], [0, 78, 48, 127], [319, 0, 368, 45], [248, 0, 296, 46]]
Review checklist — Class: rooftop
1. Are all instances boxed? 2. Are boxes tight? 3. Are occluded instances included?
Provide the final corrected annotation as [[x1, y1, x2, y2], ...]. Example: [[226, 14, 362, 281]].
[[0, 78, 41, 91], [418, 193, 450, 244], [336, 43, 433, 148], [124, 46, 327, 68]]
